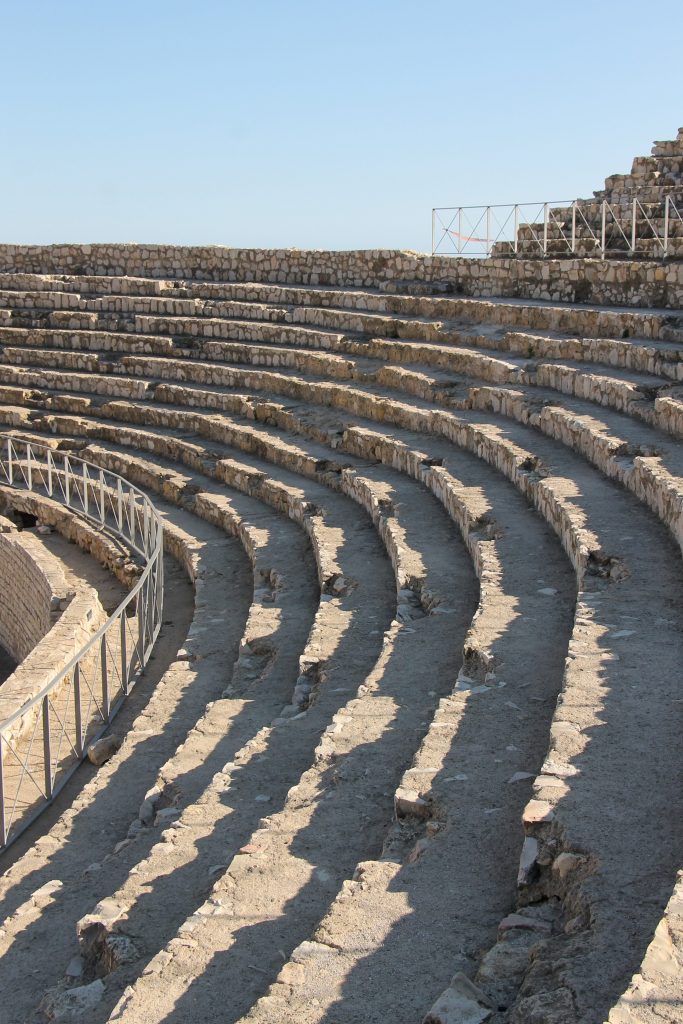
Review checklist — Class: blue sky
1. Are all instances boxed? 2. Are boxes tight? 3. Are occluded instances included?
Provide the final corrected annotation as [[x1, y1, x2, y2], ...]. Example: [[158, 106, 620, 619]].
[[1, 0, 681, 251]]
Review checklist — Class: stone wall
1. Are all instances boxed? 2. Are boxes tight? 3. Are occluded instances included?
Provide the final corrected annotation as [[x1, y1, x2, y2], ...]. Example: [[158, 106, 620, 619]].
[[0, 518, 67, 664], [0, 584, 105, 745], [0, 502, 108, 745], [0, 244, 680, 308], [0, 488, 142, 590]]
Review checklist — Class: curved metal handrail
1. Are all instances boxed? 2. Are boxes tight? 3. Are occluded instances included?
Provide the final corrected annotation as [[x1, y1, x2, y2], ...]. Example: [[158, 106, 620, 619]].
[[0, 434, 165, 849]]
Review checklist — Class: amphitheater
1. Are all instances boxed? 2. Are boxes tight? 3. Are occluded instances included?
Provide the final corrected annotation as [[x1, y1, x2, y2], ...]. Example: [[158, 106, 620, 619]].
[[0, 131, 681, 1024]]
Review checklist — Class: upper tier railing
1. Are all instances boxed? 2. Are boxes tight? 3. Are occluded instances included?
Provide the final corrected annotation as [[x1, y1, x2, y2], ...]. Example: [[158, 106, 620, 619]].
[[431, 194, 683, 258], [0, 435, 164, 849]]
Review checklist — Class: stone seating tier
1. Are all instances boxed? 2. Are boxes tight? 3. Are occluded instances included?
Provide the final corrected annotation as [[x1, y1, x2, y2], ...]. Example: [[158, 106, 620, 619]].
[[0, 234, 680, 1024]]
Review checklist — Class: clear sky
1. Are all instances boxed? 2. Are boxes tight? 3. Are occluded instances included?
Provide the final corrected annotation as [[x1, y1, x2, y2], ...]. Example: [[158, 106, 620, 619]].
[[2, 0, 681, 251]]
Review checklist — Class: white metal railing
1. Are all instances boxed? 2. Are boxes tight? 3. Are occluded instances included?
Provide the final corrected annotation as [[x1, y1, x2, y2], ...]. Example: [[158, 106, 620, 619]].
[[0, 435, 164, 849], [431, 195, 683, 258]]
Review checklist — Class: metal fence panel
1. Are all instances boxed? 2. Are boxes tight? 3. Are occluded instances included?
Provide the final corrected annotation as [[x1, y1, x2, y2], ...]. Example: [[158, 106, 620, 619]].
[[0, 435, 164, 849]]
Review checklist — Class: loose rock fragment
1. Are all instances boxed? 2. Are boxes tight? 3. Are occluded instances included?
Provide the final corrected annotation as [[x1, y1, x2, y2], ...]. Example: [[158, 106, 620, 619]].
[[423, 972, 492, 1024], [86, 735, 120, 766], [40, 979, 105, 1020]]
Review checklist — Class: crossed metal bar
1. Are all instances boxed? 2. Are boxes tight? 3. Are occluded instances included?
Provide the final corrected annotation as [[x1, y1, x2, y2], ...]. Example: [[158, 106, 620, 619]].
[[431, 194, 682, 258], [0, 435, 164, 849]]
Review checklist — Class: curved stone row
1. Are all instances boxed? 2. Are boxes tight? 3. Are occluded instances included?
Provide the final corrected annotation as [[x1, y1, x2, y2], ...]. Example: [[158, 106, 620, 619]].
[[0, 389, 675, 1024], [1, 415, 572, 1023], [0, 279, 681, 545], [1, 288, 682, 430], [1, 421, 464, 1015], [0, 513, 71, 665], [15, 370, 683, 1024], [0, 248, 680, 1024]]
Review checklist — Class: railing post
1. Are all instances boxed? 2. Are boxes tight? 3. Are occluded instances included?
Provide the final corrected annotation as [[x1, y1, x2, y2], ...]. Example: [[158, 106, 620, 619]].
[[101, 635, 109, 721], [74, 663, 83, 757], [138, 578, 147, 664], [82, 463, 89, 516], [458, 208, 463, 255], [542, 203, 548, 256], [27, 444, 33, 491], [64, 456, 71, 506], [631, 198, 637, 254], [117, 478, 123, 531], [129, 490, 136, 546], [0, 736, 6, 846], [154, 561, 162, 635], [431, 209, 435, 255], [47, 449, 53, 495], [601, 201, 607, 259], [146, 574, 153, 658], [571, 202, 577, 253], [143, 502, 150, 556], [7, 441, 13, 485], [43, 696, 52, 799], [513, 205, 519, 254], [99, 470, 105, 525], [486, 206, 491, 256], [120, 612, 129, 695], [664, 195, 670, 259]]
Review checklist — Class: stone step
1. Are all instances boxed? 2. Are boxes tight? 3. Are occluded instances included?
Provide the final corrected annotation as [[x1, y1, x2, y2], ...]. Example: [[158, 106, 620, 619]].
[[3, 330, 683, 560], [523, 207, 683, 227], [14, 319, 682, 411], [111, 344, 683, 432], [0, 384, 601, 593], [5, 303, 683, 385], [56, 380, 679, 1019], [5, 348, 683, 566], [7, 282, 683, 344], [2, 336, 677, 447], [2, 370, 679, 1024], [651, 135, 683, 158], [3, 313, 683, 393], [0, 272, 680, 341], [3, 324, 683, 408], [212, 411, 683, 1023], [15, 407, 581, 1024], [497, 329, 683, 382], [0, 233, 681, 1022], [102, 456, 574, 1024], [9, 420, 478, 1022], [594, 184, 683, 205], [0, 342, 679, 557], [603, 168, 683, 191], [4, 308, 682, 438], [2, 310, 680, 383], [517, 219, 683, 242], [0, 492, 254, 1023], [0, 425, 368, 1015], [632, 152, 683, 173], [0, 427, 366, 1021], [495, 237, 683, 259], [11, 402, 464, 615], [1, 244, 681, 310]]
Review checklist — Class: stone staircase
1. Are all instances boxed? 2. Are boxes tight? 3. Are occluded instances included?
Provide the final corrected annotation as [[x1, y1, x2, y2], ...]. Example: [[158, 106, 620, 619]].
[[0, 232, 680, 1024], [492, 129, 683, 259]]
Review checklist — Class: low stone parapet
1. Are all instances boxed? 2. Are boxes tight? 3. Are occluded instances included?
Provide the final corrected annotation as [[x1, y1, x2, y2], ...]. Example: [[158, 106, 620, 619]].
[[0, 585, 106, 747], [0, 244, 680, 308], [0, 521, 70, 664], [0, 514, 105, 750]]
